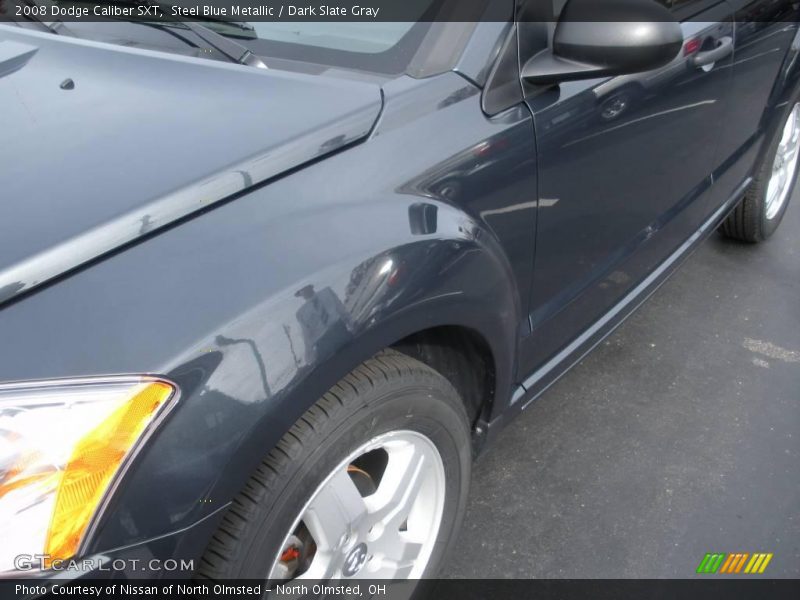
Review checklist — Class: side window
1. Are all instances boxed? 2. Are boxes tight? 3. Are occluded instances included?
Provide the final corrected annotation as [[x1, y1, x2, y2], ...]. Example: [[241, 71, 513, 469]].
[[663, 0, 725, 20], [551, 0, 672, 17], [670, 0, 705, 7], [547, 0, 717, 20]]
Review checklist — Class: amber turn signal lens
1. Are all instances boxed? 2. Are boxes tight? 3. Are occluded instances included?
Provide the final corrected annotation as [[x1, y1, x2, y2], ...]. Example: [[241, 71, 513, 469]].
[[43, 381, 174, 564]]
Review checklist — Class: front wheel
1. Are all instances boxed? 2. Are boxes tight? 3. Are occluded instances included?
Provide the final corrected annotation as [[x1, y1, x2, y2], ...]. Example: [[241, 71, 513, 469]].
[[720, 100, 800, 242], [196, 350, 471, 582]]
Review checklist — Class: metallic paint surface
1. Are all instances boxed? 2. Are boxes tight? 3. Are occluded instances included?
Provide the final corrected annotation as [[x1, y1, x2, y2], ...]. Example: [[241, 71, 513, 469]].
[[0, 3, 797, 578], [0, 25, 382, 305]]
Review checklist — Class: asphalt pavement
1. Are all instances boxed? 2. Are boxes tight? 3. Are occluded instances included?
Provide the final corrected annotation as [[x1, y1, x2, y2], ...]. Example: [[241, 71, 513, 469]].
[[443, 190, 800, 578]]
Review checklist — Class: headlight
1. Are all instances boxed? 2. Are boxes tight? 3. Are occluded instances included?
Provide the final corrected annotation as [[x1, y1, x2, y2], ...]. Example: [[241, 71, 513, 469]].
[[0, 377, 177, 573]]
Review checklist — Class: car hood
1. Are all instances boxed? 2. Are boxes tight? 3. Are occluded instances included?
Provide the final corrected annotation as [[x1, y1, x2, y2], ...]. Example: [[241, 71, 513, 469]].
[[0, 27, 382, 305]]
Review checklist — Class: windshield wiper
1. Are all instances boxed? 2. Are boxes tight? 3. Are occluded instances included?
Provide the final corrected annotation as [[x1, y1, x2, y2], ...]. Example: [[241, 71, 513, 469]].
[[181, 18, 268, 69], [18, 1, 73, 35], [52, 0, 268, 68], [142, 0, 268, 69]]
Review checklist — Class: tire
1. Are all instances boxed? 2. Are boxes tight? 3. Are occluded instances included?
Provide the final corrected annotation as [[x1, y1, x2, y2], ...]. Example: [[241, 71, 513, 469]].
[[195, 349, 471, 581], [719, 98, 800, 242]]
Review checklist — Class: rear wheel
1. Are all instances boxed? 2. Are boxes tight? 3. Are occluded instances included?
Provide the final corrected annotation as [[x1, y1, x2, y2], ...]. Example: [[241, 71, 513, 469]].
[[720, 101, 800, 242], [196, 349, 471, 582]]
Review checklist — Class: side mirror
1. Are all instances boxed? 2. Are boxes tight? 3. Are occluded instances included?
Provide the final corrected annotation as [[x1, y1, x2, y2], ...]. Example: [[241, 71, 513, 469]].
[[522, 0, 684, 84]]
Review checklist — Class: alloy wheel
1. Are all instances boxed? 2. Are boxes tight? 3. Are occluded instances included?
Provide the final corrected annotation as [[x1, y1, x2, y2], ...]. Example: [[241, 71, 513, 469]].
[[766, 102, 800, 220], [268, 430, 446, 580]]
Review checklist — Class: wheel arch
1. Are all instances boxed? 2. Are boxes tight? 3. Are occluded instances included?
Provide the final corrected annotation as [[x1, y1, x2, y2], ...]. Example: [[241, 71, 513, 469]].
[[83, 199, 520, 560], [391, 325, 497, 429]]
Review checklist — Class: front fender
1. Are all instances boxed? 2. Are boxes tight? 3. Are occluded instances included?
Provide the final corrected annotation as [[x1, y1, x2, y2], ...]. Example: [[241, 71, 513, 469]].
[[0, 72, 536, 563], [74, 199, 519, 561]]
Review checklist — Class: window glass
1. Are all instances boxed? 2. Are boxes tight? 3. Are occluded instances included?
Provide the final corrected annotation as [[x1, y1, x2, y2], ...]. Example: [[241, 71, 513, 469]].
[[248, 23, 418, 54]]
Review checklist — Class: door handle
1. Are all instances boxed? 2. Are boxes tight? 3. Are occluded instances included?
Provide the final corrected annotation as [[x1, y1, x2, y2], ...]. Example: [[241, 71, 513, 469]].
[[691, 36, 733, 67]]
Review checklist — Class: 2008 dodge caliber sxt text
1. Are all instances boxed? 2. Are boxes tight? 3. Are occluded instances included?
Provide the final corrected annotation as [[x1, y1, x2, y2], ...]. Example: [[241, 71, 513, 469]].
[[0, 0, 797, 583]]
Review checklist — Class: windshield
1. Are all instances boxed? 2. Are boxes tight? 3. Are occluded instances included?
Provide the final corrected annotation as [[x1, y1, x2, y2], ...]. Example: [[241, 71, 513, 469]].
[[249, 23, 417, 53], [10, 1, 437, 74], [201, 0, 439, 67], [238, 21, 430, 72]]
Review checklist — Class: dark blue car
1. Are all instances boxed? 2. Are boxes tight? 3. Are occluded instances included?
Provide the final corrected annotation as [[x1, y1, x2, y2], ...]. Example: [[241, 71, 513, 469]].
[[0, 0, 797, 583]]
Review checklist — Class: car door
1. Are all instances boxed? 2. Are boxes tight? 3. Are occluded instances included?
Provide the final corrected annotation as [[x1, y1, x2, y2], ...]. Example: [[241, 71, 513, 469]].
[[708, 0, 800, 212], [516, 0, 736, 376]]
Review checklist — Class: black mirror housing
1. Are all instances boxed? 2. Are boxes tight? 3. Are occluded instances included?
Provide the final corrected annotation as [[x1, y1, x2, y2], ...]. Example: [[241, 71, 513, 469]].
[[523, 0, 683, 84]]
